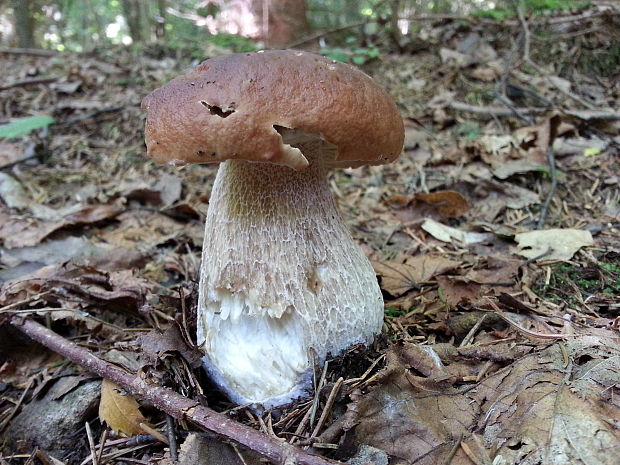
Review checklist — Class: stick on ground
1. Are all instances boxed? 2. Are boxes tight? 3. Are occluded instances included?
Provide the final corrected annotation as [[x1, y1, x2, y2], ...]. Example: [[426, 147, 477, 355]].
[[10, 317, 342, 465]]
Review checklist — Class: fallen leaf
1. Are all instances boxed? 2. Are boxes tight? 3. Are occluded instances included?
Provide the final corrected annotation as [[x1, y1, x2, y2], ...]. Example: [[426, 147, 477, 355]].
[[169, 433, 262, 465], [0, 204, 121, 249], [553, 136, 609, 156], [421, 218, 491, 244], [0, 173, 31, 209], [353, 336, 620, 465], [0, 263, 151, 313], [470, 60, 503, 81], [436, 275, 483, 306], [373, 255, 461, 297], [140, 325, 202, 369], [414, 191, 469, 217], [491, 158, 547, 179], [463, 256, 520, 285], [0, 236, 146, 281], [514, 229, 594, 261], [99, 379, 148, 436], [0, 141, 26, 165]]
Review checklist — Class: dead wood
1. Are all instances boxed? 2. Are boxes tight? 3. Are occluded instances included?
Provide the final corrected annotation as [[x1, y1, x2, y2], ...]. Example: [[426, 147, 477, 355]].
[[9, 317, 343, 465]]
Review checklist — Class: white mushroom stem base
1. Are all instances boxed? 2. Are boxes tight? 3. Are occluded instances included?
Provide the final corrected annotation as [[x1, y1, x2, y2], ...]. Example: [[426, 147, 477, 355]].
[[197, 145, 384, 408]]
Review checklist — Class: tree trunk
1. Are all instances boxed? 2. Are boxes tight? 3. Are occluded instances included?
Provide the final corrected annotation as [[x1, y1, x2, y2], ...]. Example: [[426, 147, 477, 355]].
[[252, 0, 309, 47], [155, 0, 166, 39], [11, 0, 35, 48], [122, 0, 146, 43]]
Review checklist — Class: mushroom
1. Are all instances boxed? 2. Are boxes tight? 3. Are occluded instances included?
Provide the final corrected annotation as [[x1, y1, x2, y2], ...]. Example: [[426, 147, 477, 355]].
[[142, 50, 404, 408]]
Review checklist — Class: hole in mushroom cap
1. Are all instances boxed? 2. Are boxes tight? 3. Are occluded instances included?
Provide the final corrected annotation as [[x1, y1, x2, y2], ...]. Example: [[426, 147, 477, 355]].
[[272, 125, 337, 167], [200, 101, 235, 118]]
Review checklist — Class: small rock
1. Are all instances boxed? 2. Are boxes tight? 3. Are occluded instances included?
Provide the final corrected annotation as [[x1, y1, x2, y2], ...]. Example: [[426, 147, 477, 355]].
[[2, 375, 101, 458], [347, 444, 389, 465]]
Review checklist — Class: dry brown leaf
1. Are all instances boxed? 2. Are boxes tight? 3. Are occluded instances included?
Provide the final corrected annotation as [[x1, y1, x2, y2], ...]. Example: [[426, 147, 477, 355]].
[[463, 256, 520, 285], [353, 336, 620, 465], [373, 255, 461, 297], [0, 263, 151, 313], [99, 379, 148, 436], [0, 204, 122, 249], [421, 218, 491, 244], [514, 229, 594, 261], [414, 191, 469, 217], [435, 275, 483, 306], [0, 141, 25, 165], [140, 325, 202, 369]]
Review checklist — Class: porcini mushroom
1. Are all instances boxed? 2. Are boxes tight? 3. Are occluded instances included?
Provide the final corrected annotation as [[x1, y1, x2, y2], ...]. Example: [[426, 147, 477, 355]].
[[142, 50, 404, 407]]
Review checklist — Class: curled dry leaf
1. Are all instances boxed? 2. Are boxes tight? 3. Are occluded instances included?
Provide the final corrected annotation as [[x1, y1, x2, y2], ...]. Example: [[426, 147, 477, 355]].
[[414, 191, 469, 217], [0, 204, 122, 249], [99, 378, 149, 436], [421, 218, 491, 245], [0, 263, 151, 314]]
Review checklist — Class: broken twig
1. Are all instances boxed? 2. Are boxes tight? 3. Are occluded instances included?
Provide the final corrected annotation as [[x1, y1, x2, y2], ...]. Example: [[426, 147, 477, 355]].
[[10, 317, 342, 465], [537, 146, 558, 229]]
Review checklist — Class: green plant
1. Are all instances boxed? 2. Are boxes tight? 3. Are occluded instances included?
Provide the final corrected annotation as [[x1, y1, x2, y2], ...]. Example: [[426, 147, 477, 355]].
[[535, 262, 620, 307], [320, 40, 379, 65], [0, 116, 54, 139], [206, 33, 257, 53], [474, 0, 590, 21]]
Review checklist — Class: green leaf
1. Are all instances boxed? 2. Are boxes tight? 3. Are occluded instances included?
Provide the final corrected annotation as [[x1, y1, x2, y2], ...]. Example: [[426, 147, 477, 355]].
[[0, 116, 54, 139], [320, 49, 350, 63]]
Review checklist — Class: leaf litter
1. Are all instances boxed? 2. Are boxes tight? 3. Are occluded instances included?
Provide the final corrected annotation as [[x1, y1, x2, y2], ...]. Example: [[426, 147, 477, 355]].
[[1, 6, 619, 465]]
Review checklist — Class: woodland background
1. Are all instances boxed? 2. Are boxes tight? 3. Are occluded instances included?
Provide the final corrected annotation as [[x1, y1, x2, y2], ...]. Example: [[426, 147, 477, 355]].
[[0, 1, 619, 465]]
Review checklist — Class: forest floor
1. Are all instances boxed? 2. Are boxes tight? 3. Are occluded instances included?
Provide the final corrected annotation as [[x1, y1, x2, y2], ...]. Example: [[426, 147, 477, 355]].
[[1, 5, 619, 465]]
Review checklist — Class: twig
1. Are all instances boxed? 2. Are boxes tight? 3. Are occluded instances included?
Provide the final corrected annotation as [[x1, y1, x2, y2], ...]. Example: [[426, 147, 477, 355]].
[[60, 106, 126, 126], [85, 421, 99, 465], [492, 92, 534, 124], [459, 314, 488, 348], [310, 378, 344, 439], [537, 146, 558, 229], [442, 433, 463, 465], [0, 48, 62, 57], [96, 428, 108, 465], [0, 153, 40, 171], [166, 414, 178, 461], [448, 101, 547, 117], [10, 317, 342, 465], [0, 77, 57, 91], [287, 0, 391, 48], [0, 378, 34, 433], [286, 21, 366, 48], [484, 297, 568, 340], [310, 361, 329, 430], [564, 109, 620, 121]]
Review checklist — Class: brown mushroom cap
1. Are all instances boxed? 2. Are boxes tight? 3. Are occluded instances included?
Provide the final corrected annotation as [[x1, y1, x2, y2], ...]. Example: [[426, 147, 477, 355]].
[[141, 50, 404, 170]]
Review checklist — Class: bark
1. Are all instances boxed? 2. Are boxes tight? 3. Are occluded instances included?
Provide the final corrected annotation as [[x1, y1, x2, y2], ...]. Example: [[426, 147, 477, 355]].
[[155, 0, 166, 39], [252, 0, 310, 47], [121, 0, 148, 43], [11, 0, 35, 48]]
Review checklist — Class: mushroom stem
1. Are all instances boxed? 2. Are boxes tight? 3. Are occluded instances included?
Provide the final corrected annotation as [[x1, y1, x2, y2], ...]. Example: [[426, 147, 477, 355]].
[[197, 139, 384, 407]]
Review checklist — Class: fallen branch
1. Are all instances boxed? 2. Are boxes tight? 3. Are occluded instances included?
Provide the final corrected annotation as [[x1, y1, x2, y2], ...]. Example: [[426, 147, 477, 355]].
[[0, 47, 62, 57], [0, 77, 57, 91], [448, 101, 547, 117], [10, 317, 342, 465]]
